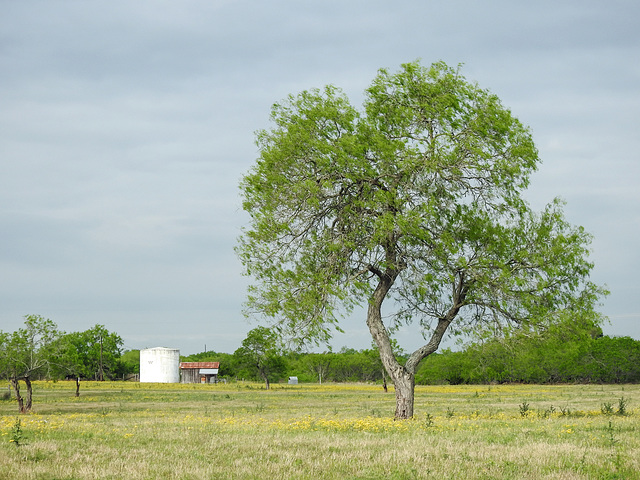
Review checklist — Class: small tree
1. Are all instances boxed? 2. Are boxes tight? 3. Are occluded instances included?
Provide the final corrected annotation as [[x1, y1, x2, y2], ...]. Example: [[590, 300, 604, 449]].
[[74, 325, 123, 381], [237, 61, 607, 418], [234, 327, 286, 389], [303, 353, 333, 384], [0, 315, 60, 413], [53, 325, 124, 394]]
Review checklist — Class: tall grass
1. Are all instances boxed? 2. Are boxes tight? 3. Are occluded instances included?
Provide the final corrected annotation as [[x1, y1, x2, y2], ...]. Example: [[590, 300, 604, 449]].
[[0, 381, 638, 479]]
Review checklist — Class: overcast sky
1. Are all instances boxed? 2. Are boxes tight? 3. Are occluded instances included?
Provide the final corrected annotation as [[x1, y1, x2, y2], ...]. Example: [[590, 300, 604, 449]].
[[1, 1, 638, 355]]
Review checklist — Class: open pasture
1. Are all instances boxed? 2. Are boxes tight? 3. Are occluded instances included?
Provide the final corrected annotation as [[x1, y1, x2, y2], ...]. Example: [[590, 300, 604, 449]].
[[1, 381, 639, 479]]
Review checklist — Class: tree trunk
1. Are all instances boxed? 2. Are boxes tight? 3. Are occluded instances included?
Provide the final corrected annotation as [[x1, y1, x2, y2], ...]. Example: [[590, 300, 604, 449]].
[[10, 378, 25, 414], [24, 377, 33, 412], [9, 377, 32, 414], [75, 377, 80, 397], [365, 259, 466, 419], [366, 268, 417, 419], [260, 370, 270, 390], [392, 369, 415, 419]]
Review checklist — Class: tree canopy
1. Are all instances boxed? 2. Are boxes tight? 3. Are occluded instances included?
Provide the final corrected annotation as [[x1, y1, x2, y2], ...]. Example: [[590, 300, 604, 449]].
[[54, 325, 124, 383], [234, 326, 286, 389], [238, 61, 606, 418]]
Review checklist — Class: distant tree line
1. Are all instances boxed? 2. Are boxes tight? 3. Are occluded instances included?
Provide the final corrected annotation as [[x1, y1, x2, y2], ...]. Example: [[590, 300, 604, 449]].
[[415, 321, 640, 385], [187, 322, 640, 387], [186, 332, 640, 387], [3, 316, 639, 413], [183, 347, 388, 385]]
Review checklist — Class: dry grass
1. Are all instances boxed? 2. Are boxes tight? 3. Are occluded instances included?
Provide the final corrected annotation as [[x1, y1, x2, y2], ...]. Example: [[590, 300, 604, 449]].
[[0, 381, 638, 479]]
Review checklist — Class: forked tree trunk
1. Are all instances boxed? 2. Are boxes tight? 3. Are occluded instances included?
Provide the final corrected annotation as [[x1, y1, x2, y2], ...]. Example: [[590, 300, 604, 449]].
[[367, 269, 418, 419], [367, 259, 468, 419], [366, 265, 459, 419], [9, 377, 32, 414]]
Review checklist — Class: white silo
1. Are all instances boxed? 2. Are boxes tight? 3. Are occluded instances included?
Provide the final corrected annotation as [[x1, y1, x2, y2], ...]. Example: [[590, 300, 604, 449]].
[[140, 347, 180, 383]]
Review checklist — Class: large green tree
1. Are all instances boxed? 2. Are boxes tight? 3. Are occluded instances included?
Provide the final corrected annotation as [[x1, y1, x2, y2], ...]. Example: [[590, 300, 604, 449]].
[[53, 325, 124, 395], [67, 325, 123, 381], [237, 61, 606, 418]]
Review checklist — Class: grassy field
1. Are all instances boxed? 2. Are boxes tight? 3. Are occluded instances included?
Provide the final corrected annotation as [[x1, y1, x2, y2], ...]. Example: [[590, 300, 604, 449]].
[[0, 381, 638, 479]]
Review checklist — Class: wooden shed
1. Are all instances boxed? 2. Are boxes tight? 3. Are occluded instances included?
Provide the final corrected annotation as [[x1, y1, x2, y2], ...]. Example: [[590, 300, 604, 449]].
[[179, 362, 220, 384]]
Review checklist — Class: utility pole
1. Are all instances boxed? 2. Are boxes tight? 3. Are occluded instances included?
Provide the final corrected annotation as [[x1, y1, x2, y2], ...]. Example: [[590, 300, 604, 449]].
[[98, 335, 104, 382]]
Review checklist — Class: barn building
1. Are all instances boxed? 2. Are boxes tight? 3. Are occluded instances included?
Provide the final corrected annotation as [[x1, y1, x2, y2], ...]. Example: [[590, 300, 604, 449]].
[[179, 362, 220, 384]]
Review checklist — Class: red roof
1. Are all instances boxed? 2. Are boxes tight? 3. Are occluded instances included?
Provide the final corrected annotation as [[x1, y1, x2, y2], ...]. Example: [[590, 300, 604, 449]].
[[180, 362, 219, 369]]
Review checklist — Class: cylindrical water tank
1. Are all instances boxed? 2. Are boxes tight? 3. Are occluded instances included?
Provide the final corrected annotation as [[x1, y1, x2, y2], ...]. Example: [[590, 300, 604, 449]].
[[140, 347, 180, 383]]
